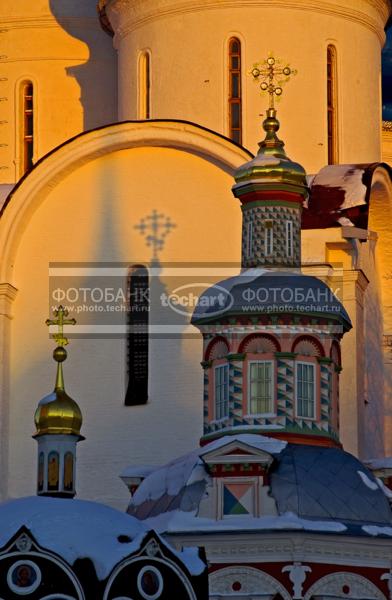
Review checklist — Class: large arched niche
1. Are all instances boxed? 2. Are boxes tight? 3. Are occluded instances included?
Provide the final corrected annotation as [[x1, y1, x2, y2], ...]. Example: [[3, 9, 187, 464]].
[[367, 166, 392, 455], [368, 166, 392, 333], [209, 566, 291, 599], [0, 119, 252, 284], [0, 120, 252, 505], [304, 571, 387, 600]]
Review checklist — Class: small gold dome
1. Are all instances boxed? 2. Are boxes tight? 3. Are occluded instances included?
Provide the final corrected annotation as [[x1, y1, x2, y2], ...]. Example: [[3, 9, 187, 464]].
[[34, 389, 83, 438]]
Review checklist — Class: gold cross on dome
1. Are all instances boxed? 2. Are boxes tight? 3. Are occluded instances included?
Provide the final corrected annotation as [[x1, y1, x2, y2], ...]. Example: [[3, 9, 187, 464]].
[[46, 305, 76, 347], [251, 55, 297, 109]]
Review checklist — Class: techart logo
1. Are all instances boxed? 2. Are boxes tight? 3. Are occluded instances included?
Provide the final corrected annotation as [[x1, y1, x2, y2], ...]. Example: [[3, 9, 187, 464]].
[[161, 283, 233, 317]]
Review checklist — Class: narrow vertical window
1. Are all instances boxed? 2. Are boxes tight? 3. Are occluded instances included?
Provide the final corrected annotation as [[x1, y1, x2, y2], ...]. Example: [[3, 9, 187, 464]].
[[37, 452, 44, 493], [228, 38, 242, 144], [264, 221, 273, 256], [327, 45, 338, 164], [286, 220, 293, 258], [246, 221, 253, 258], [296, 362, 315, 418], [125, 265, 149, 405], [21, 81, 34, 173], [139, 52, 151, 119], [214, 364, 229, 420], [63, 452, 74, 492], [248, 361, 273, 415], [47, 451, 59, 492]]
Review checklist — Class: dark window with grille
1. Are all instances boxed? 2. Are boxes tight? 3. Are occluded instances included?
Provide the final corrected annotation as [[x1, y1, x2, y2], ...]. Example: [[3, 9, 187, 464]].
[[228, 38, 242, 144], [22, 82, 34, 173], [327, 45, 338, 164], [125, 265, 149, 406]]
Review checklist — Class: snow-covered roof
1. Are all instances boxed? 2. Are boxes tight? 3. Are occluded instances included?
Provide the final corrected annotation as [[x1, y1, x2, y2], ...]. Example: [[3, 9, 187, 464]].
[[129, 434, 286, 514], [303, 163, 392, 230], [0, 496, 147, 580], [145, 510, 348, 535], [271, 445, 392, 526], [0, 496, 206, 579], [127, 436, 392, 536]]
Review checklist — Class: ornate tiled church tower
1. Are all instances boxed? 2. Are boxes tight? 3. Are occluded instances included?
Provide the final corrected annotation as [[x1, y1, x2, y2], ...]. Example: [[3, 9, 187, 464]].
[[192, 59, 352, 448]]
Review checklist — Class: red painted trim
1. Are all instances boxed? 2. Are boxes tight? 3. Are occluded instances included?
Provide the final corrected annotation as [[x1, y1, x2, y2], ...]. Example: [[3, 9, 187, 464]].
[[208, 464, 268, 477], [238, 190, 304, 205], [265, 431, 341, 448]]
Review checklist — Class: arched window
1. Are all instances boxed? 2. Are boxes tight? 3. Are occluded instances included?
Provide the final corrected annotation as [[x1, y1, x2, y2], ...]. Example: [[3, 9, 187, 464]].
[[293, 336, 323, 420], [125, 265, 149, 406], [214, 363, 229, 420], [327, 45, 338, 164], [21, 81, 34, 174], [139, 51, 151, 119], [248, 360, 274, 415], [228, 38, 242, 144]]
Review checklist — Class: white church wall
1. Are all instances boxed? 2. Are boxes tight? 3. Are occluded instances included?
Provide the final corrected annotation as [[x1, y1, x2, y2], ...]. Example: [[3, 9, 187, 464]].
[[0, 0, 117, 184], [2, 126, 247, 507], [106, 0, 387, 173]]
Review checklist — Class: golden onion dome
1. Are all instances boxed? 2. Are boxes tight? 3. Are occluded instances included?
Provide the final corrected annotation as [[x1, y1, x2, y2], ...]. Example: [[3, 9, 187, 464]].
[[34, 318, 84, 439], [34, 388, 83, 438], [232, 108, 308, 198]]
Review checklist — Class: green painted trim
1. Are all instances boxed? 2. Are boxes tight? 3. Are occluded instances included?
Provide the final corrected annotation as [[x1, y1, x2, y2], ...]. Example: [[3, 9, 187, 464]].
[[334, 365, 343, 373], [235, 182, 307, 197], [201, 360, 212, 369], [318, 357, 332, 364], [227, 353, 246, 361], [275, 352, 296, 359]]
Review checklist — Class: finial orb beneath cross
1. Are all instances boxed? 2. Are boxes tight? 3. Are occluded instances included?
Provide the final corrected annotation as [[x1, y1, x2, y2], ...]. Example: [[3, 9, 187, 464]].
[[46, 305, 76, 353]]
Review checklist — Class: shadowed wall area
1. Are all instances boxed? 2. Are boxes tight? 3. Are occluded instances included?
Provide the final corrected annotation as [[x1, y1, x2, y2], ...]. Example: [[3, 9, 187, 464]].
[[49, 0, 117, 131]]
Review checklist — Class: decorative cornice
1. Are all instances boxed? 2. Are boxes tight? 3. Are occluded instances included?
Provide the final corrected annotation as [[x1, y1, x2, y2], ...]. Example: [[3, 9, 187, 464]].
[[167, 531, 392, 569], [0, 16, 98, 30], [382, 121, 392, 132], [106, 0, 389, 45]]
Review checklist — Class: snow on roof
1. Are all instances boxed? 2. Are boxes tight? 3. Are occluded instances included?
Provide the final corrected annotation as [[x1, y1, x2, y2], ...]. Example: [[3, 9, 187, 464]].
[[120, 465, 158, 479], [362, 525, 392, 537], [129, 440, 392, 533], [144, 510, 347, 535], [365, 457, 392, 470], [271, 445, 392, 526], [302, 163, 392, 230], [129, 434, 286, 510], [311, 165, 367, 208], [357, 470, 379, 491], [0, 496, 148, 580], [200, 433, 287, 456]]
